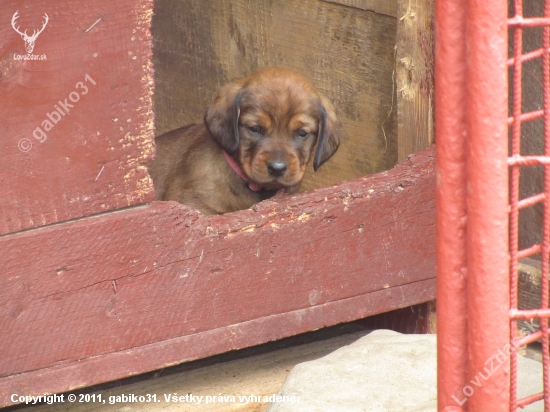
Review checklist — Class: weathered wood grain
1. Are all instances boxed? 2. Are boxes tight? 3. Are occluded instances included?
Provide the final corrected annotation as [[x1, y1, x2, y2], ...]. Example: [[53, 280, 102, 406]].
[[322, 0, 398, 17], [394, 0, 435, 325], [396, 0, 434, 161], [0, 0, 155, 236], [0, 146, 435, 406], [152, 0, 398, 192]]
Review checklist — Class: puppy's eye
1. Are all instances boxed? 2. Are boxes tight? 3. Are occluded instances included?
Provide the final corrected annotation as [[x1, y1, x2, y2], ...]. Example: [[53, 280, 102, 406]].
[[296, 129, 310, 138], [247, 125, 264, 135]]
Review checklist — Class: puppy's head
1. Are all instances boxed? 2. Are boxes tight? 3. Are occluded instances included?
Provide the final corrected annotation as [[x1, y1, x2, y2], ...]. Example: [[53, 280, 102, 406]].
[[204, 68, 340, 190]]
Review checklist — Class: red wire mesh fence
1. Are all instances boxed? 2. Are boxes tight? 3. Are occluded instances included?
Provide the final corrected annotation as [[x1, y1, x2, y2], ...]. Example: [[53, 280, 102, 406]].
[[509, 1, 550, 410], [437, 0, 550, 410]]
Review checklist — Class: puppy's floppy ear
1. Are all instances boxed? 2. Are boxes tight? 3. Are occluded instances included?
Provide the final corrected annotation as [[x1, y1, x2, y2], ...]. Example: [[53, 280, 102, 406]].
[[313, 94, 340, 171], [204, 83, 244, 154]]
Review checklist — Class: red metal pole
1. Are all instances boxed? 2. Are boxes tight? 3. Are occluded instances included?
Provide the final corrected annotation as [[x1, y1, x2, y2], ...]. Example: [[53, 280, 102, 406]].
[[539, 1, 550, 408], [435, 0, 468, 410], [509, 1, 523, 409], [466, 0, 510, 410]]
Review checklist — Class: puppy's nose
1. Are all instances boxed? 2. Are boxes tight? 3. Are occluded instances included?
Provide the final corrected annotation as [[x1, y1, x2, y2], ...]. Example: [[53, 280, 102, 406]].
[[267, 161, 288, 177]]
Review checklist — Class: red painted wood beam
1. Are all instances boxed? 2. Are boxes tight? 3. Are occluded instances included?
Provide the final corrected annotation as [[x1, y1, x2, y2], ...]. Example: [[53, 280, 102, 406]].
[[0, 146, 436, 407]]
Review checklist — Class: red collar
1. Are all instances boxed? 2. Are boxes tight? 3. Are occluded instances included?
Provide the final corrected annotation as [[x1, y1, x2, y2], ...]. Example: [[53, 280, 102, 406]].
[[223, 151, 263, 192]]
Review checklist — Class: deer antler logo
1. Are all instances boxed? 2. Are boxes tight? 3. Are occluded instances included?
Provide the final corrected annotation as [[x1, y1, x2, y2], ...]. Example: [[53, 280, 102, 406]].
[[11, 11, 49, 54]]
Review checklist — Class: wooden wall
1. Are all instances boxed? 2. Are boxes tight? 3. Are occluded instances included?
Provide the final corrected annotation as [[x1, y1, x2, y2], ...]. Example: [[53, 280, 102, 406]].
[[0, 0, 155, 236], [152, 0, 399, 191]]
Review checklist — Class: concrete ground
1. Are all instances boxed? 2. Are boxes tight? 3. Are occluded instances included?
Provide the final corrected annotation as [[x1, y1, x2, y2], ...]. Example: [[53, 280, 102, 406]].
[[268, 330, 544, 412]]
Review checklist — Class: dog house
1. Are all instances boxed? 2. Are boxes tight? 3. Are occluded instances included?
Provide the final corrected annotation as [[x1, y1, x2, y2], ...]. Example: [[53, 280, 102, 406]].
[[0, 0, 437, 405]]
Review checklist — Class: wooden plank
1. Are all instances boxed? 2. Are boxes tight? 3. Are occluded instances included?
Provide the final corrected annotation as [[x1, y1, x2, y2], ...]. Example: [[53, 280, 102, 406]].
[[321, 0, 398, 17], [0, 0, 155, 236], [0, 145, 435, 406], [152, 0, 398, 192], [396, 0, 434, 161], [2, 281, 435, 408], [394, 0, 435, 327]]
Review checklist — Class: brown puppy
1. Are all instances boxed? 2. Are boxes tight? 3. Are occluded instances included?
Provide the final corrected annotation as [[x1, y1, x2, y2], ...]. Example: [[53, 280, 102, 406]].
[[148, 67, 340, 215]]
